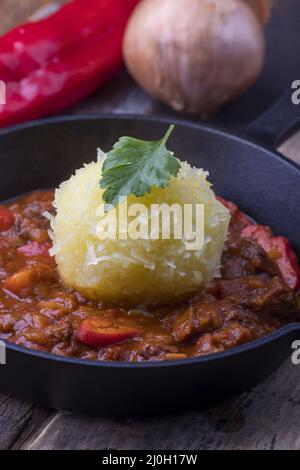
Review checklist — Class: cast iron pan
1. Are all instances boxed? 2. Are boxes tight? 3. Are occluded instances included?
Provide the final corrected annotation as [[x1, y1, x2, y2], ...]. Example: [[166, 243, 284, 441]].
[[0, 90, 299, 417]]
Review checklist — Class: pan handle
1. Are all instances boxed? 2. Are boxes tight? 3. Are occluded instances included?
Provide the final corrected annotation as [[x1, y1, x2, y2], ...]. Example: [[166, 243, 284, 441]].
[[242, 85, 300, 149]]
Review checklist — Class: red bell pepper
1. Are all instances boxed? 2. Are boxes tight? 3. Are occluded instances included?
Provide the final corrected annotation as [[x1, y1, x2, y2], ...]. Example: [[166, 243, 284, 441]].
[[0, 0, 139, 128]]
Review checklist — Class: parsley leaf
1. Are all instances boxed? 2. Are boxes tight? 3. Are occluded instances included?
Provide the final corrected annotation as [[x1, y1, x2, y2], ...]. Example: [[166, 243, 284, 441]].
[[99, 125, 180, 208]]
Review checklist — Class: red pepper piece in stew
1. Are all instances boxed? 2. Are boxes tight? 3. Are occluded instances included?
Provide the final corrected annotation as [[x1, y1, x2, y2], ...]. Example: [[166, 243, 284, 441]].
[[0, 207, 14, 231], [242, 224, 300, 292], [77, 318, 138, 348], [17, 241, 52, 258], [4, 263, 55, 297]]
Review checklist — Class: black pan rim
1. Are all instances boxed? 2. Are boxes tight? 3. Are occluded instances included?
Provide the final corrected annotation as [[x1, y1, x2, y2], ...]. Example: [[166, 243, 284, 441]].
[[0, 113, 299, 369], [0, 112, 299, 173]]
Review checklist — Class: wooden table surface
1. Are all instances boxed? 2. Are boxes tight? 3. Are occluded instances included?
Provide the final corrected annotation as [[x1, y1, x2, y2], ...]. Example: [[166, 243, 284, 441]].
[[0, 0, 300, 451]]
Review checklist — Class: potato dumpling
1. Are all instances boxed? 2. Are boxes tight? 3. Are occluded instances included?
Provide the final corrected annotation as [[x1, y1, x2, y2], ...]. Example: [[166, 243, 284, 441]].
[[47, 158, 230, 307]]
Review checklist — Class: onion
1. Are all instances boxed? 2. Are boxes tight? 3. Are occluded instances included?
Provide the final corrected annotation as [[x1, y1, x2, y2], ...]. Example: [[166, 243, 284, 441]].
[[123, 0, 266, 118]]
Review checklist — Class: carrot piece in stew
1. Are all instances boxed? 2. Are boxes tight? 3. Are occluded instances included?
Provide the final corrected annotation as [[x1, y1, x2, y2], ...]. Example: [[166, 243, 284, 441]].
[[4, 263, 55, 296]]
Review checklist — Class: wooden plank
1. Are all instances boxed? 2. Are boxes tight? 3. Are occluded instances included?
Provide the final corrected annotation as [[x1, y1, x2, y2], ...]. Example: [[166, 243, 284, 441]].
[[0, 394, 52, 450], [21, 360, 300, 450]]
